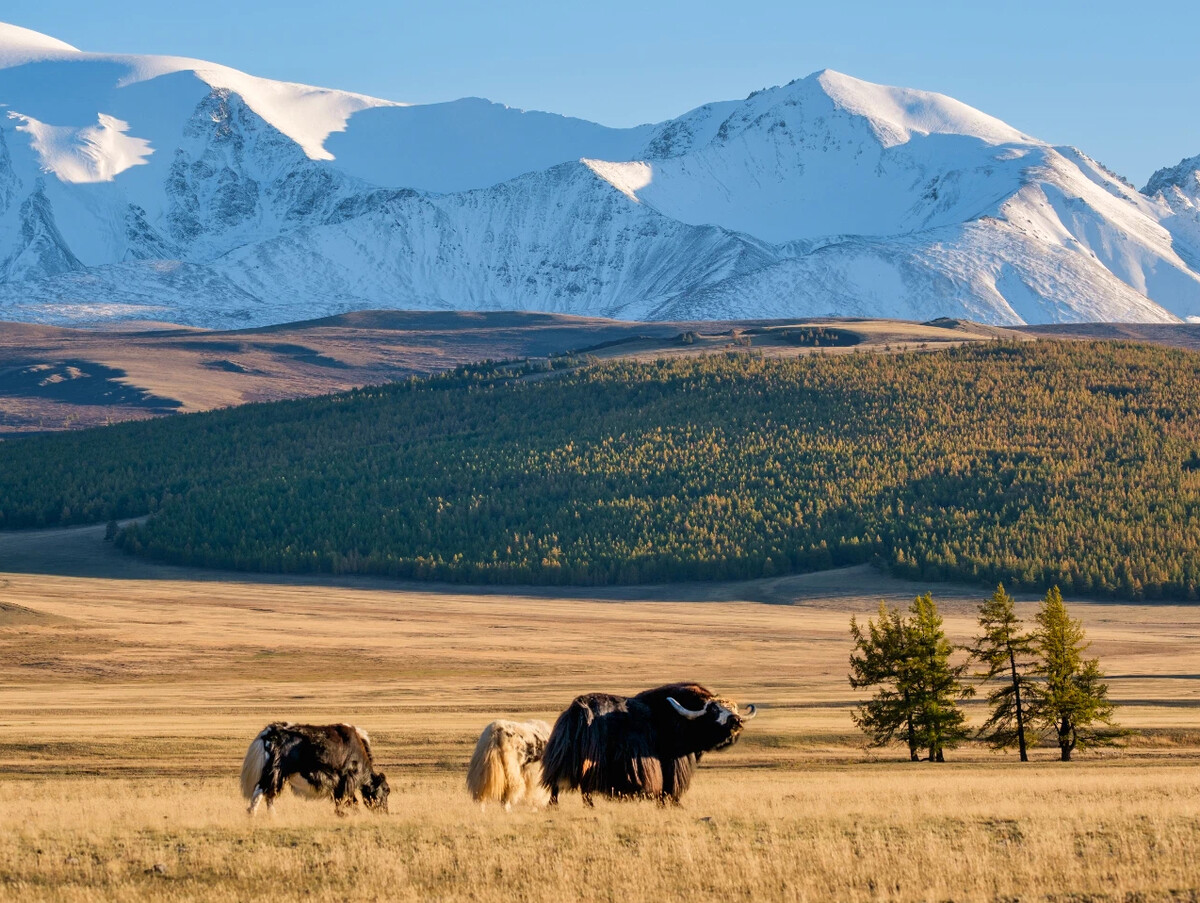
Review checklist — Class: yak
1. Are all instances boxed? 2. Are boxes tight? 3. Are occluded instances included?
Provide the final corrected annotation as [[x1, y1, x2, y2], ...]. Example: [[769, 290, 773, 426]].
[[466, 719, 551, 810], [240, 722, 390, 816], [541, 682, 755, 806]]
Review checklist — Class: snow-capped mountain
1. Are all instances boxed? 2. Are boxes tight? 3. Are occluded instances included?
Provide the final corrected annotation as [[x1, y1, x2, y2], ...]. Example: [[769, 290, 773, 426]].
[[0, 21, 1197, 328]]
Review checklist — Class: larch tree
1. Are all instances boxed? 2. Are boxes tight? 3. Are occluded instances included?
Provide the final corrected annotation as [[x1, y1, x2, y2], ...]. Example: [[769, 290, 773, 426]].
[[969, 583, 1036, 761], [849, 600, 919, 761], [1030, 586, 1121, 761], [906, 592, 972, 761], [849, 594, 972, 761]]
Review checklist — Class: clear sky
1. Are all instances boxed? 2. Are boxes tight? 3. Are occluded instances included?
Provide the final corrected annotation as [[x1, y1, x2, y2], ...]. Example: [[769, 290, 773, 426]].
[[5, 0, 1198, 187]]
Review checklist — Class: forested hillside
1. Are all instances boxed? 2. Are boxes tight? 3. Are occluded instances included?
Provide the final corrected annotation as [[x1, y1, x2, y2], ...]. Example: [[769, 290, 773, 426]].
[[0, 342, 1197, 599]]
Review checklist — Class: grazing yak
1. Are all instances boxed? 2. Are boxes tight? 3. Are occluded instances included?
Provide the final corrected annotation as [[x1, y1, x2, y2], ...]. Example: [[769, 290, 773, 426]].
[[466, 719, 551, 810], [240, 722, 390, 816], [541, 682, 755, 806]]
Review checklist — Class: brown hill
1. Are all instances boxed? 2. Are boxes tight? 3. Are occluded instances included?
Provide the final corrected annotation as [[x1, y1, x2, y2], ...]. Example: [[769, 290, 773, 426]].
[[9, 311, 1191, 435]]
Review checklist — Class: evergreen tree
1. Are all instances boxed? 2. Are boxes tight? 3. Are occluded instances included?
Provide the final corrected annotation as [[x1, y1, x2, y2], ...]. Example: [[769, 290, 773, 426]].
[[1030, 586, 1121, 761], [3, 342, 1199, 597], [969, 584, 1036, 761], [849, 601, 919, 761], [906, 593, 972, 761], [849, 594, 972, 761]]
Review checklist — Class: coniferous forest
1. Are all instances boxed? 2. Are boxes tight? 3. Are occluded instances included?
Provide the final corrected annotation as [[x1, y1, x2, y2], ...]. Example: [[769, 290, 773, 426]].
[[0, 340, 1197, 598]]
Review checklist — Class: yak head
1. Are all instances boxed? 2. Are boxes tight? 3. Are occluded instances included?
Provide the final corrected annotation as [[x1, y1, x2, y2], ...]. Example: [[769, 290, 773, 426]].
[[362, 772, 390, 813], [661, 685, 757, 752]]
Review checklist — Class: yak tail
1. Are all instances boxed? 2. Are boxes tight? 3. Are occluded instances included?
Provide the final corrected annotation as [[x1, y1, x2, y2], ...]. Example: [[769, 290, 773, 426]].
[[240, 728, 270, 800], [540, 702, 591, 793], [467, 722, 523, 804]]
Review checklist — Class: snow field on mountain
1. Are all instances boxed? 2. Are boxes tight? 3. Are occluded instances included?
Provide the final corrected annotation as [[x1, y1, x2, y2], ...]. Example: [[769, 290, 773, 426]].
[[0, 22, 1196, 327]]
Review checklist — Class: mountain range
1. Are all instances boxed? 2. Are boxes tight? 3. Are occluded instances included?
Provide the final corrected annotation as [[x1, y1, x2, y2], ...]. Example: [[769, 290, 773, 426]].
[[1, 21, 1198, 328]]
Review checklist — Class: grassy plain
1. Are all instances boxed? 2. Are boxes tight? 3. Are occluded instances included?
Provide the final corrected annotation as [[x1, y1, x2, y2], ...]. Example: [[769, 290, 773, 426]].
[[1, 525, 1198, 901]]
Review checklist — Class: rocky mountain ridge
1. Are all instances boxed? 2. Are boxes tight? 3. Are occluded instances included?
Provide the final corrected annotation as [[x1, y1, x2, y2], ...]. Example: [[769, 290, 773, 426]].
[[0, 22, 1197, 327]]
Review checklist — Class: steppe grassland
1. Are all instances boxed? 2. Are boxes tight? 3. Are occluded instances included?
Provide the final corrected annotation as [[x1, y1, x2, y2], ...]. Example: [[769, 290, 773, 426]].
[[2, 767, 1199, 902], [1, 534, 1198, 901]]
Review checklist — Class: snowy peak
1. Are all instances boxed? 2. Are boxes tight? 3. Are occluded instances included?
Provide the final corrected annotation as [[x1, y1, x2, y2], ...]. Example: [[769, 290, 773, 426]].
[[0, 23, 79, 66], [812, 70, 1032, 147], [0, 20, 1196, 328], [699, 70, 1033, 153], [0, 24, 399, 164], [162, 87, 364, 259], [585, 69, 1047, 244]]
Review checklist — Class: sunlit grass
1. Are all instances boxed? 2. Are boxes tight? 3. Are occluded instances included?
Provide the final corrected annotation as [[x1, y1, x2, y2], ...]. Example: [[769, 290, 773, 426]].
[[2, 556, 1199, 900], [2, 767, 1198, 902]]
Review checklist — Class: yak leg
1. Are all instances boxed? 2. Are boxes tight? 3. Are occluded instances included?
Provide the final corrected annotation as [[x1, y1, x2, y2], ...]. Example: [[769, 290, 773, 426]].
[[258, 762, 286, 813], [332, 774, 356, 817], [548, 787, 559, 807], [247, 786, 265, 816], [249, 766, 284, 815], [581, 792, 594, 808]]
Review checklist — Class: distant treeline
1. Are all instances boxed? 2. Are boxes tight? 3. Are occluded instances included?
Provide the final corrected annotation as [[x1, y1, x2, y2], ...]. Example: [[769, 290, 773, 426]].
[[0, 341, 1197, 599]]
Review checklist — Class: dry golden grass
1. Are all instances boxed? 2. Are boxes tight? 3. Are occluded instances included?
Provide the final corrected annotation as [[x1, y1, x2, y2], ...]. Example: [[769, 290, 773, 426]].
[[1, 525, 1199, 900], [2, 768, 1198, 902]]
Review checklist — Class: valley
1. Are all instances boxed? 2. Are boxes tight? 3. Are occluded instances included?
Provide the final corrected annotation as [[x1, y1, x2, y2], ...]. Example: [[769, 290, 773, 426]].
[[0, 523, 1197, 900], [2, 13, 1198, 903]]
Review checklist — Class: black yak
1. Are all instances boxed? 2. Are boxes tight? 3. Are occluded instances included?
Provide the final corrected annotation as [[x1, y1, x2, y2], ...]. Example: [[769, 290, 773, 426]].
[[240, 722, 390, 816], [466, 719, 551, 809], [541, 682, 755, 805]]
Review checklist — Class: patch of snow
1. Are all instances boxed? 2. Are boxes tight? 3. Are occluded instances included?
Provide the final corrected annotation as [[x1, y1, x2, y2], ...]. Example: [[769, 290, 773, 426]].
[[582, 159, 652, 201], [10, 111, 153, 182]]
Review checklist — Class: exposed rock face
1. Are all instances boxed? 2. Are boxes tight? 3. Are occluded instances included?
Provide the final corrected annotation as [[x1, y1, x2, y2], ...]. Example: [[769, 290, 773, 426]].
[[2, 182, 84, 282]]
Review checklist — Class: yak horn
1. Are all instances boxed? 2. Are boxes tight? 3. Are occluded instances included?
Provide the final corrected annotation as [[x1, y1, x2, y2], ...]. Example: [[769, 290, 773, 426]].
[[667, 697, 707, 720], [742, 704, 757, 720]]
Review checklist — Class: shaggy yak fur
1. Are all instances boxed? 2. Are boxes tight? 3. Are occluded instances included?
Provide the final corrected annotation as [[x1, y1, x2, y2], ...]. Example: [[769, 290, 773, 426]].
[[240, 722, 390, 816], [466, 719, 552, 809], [540, 682, 755, 805]]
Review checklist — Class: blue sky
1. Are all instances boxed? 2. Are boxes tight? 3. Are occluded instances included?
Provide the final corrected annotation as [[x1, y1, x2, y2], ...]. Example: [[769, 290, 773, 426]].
[[6, 0, 1198, 186]]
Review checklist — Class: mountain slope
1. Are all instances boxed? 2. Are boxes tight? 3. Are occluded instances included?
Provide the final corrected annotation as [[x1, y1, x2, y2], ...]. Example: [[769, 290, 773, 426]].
[[0, 22, 1196, 327], [214, 162, 780, 323], [1143, 154, 1200, 294]]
